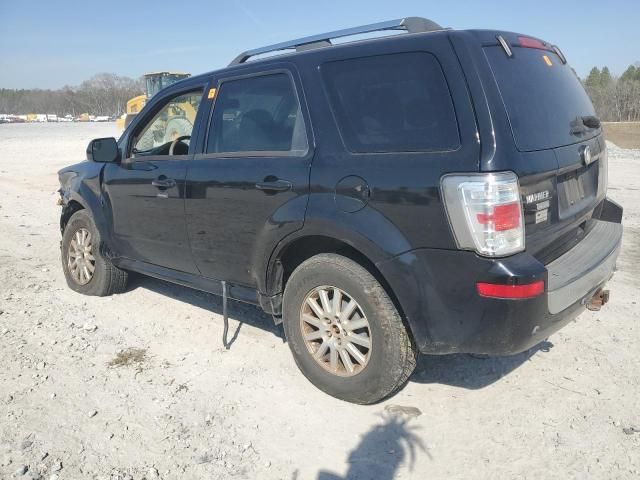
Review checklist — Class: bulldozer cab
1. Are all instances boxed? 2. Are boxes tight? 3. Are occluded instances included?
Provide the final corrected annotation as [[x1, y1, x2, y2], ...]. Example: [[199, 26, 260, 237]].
[[117, 72, 191, 131], [144, 72, 190, 98]]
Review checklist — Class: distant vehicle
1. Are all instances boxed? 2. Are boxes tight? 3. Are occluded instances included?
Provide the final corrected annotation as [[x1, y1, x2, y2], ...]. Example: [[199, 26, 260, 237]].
[[116, 72, 191, 131], [31, 114, 47, 123], [46, 114, 58, 122], [92, 116, 110, 122], [0, 115, 24, 123], [58, 17, 623, 404]]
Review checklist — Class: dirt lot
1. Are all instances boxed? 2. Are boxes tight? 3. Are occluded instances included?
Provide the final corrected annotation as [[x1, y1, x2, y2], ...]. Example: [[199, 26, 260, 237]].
[[603, 122, 640, 149], [0, 123, 639, 480]]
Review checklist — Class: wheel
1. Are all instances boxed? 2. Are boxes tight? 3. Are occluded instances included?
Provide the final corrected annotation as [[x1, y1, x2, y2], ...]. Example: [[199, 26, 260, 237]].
[[61, 210, 128, 296], [163, 117, 193, 144], [283, 253, 417, 404]]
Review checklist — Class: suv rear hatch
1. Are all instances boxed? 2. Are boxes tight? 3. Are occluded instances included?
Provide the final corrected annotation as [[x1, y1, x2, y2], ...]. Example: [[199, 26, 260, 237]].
[[480, 32, 607, 262]]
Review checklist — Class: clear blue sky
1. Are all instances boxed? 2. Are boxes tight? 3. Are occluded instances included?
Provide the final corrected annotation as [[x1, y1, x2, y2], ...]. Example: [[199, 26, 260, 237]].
[[0, 0, 637, 89]]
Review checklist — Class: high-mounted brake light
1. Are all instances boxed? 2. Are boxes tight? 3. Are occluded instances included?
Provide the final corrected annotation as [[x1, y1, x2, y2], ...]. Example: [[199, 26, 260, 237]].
[[441, 172, 525, 257], [518, 36, 547, 50], [476, 281, 544, 299]]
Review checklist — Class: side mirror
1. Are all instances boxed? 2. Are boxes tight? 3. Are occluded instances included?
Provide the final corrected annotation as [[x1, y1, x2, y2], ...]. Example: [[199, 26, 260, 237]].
[[87, 137, 119, 163]]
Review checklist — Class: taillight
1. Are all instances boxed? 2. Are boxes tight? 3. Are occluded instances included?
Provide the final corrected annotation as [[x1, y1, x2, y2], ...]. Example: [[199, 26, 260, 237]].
[[476, 280, 544, 299], [597, 145, 609, 200], [441, 172, 524, 257], [476, 203, 521, 232]]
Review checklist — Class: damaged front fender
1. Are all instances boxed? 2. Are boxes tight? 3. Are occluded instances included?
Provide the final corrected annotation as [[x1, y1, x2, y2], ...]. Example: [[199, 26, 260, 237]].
[[57, 162, 111, 249]]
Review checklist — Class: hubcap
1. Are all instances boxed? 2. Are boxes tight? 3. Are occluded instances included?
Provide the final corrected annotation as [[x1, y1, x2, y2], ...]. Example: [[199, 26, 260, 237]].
[[67, 228, 96, 285], [299, 286, 372, 377]]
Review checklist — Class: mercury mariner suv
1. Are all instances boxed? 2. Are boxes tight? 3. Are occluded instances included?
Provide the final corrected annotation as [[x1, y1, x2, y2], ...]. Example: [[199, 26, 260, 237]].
[[58, 17, 623, 404]]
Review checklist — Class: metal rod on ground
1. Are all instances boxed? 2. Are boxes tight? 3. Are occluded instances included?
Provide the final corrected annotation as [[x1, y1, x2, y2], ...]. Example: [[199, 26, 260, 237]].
[[222, 280, 229, 349]]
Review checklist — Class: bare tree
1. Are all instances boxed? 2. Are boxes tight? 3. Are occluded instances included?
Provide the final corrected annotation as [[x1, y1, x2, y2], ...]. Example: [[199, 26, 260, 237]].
[[0, 74, 143, 116], [584, 64, 640, 122]]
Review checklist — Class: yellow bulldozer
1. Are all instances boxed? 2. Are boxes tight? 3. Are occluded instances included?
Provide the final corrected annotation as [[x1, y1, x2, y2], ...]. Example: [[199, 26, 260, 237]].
[[116, 71, 191, 131]]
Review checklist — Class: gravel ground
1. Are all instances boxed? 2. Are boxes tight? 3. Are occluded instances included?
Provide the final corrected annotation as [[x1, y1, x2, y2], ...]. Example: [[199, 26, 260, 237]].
[[0, 123, 639, 480]]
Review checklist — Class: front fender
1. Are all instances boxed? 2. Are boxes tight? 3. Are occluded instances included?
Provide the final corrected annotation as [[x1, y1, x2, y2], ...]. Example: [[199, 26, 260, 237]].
[[58, 162, 111, 249]]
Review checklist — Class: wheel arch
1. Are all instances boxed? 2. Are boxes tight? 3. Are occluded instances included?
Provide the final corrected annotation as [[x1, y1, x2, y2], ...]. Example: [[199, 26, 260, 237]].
[[265, 234, 409, 338], [59, 190, 112, 256], [60, 199, 85, 234], [58, 162, 112, 250]]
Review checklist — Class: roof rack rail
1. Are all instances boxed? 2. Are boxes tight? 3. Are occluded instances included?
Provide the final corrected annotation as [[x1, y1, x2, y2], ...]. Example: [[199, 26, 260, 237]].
[[229, 16, 444, 66]]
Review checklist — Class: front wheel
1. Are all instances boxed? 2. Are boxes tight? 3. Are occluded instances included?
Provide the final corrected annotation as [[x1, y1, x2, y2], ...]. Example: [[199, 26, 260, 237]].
[[283, 254, 416, 404], [61, 210, 128, 296]]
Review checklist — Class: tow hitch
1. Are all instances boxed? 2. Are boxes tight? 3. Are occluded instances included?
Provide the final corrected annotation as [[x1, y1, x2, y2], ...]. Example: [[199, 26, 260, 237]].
[[586, 289, 610, 311]]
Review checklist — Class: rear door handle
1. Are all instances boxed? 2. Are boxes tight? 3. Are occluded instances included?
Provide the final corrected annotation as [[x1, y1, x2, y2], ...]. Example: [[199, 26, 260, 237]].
[[152, 177, 177, 189], [255, 179, 292, 192]]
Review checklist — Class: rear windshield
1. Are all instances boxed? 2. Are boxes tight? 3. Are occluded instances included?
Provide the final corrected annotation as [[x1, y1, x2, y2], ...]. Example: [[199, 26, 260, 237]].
[[485, 46, 597, 152]]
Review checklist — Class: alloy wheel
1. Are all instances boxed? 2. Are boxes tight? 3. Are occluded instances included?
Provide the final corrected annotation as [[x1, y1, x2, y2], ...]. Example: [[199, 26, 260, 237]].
[[299, 286, 372, 377], [67, 227, 96, 285]]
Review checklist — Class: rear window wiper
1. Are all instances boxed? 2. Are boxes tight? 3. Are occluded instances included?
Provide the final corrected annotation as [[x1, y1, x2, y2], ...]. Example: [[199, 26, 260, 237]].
[[581, 115, 601, 129], [570, 116, 601, 135]]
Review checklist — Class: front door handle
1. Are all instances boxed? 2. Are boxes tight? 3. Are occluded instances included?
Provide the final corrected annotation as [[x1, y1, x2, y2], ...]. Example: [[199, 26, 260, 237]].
[[255, 179, 292, 193], [152, 177, 177, 189]]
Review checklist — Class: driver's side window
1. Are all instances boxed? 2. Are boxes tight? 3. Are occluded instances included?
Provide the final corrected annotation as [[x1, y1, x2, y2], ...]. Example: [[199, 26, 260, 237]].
[[132, 89, 203, 156]]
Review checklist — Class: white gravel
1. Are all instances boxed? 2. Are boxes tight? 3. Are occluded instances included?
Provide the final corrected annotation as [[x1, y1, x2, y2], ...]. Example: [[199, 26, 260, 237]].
[[0, 123, 639, 479]]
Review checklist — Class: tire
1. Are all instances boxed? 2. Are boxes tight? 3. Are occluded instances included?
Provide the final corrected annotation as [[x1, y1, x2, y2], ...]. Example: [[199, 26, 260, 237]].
[[61, 210, 128, 296], [163, 117, 193, 143], [283, 253, 417, 404]]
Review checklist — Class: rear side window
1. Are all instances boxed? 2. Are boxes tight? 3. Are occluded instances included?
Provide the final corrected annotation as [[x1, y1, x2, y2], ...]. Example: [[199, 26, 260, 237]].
[[206, 73, 308, 155], [322, 52, 460, 153], [485, 46, 597, 151]]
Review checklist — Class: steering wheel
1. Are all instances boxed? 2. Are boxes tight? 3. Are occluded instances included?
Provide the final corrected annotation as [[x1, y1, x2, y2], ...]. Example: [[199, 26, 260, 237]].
[[169, 135, 191, 155]]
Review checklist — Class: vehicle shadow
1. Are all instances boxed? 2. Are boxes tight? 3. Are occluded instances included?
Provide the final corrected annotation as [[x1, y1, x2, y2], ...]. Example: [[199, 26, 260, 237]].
[[125, 274, 553, 388], [315, 412, 428, 480], [125, 273, 284, 346], [411, 340, 554, 389]]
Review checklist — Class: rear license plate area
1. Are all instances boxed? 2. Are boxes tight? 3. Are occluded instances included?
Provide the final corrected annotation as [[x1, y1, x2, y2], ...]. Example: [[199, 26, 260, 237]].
[[557, 163, 597, 219]]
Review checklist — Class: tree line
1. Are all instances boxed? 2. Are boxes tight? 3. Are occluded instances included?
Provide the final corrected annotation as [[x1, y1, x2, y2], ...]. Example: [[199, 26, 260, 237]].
[[1, 65, 639, 121], [582, 65, 640, 122], [0, 73, 144, 117]]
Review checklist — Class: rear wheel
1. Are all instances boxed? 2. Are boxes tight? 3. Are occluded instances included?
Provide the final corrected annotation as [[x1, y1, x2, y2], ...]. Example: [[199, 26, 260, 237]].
[[61, 210, 128, 296], [283, 253, 416, 404]]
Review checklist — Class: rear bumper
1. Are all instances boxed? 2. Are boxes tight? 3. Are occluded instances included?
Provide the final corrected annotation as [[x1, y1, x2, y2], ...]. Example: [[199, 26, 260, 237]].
[[377, 214, 623, 356], [547, 220, 622, 314]]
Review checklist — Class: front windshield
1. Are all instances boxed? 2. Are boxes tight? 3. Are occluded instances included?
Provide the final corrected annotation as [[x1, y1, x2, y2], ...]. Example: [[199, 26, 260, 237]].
[[145, 76, 163, 98]]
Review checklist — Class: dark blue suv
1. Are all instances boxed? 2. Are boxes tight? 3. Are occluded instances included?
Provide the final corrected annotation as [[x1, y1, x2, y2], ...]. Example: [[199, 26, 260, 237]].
[[58, 17, 623, 403]]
